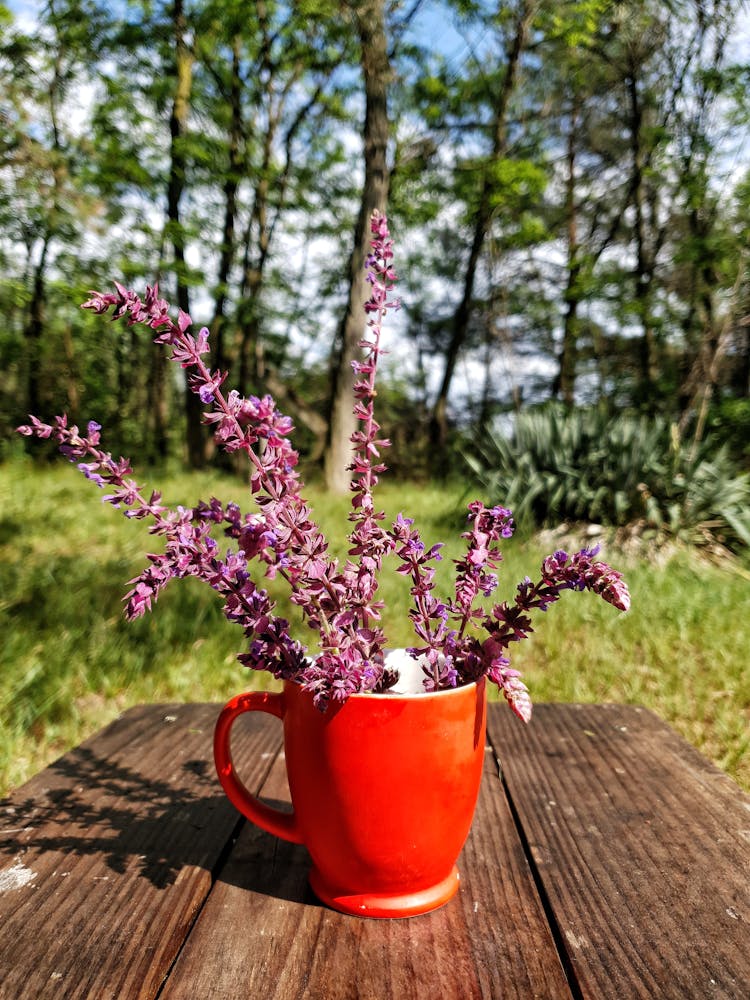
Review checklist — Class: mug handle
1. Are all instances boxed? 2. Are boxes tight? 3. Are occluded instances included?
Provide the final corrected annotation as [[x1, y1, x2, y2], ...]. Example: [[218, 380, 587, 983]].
[[213, 691, 303, 844]]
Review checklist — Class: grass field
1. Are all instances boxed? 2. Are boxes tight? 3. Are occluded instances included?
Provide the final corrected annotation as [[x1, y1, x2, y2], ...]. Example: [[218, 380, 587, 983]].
[[1, 457, 749, 794]]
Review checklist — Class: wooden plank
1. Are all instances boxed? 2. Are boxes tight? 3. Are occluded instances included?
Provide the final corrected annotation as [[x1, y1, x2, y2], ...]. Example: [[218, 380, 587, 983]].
[[0, 703, 282, 1000], [487, 702, 750, 1000], [160, 745, 571, 999]]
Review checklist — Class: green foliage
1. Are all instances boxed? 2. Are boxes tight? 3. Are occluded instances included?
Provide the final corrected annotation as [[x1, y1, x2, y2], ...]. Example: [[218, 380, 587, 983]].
[[486, 158, 546, 204], [463, 405, 750, 551], [708, 398, 750, 468], [542, 0, 609, 48]]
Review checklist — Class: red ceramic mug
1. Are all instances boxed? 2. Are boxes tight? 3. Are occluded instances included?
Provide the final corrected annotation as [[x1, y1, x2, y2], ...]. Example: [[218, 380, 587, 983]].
[[213, 669, 487, 918]]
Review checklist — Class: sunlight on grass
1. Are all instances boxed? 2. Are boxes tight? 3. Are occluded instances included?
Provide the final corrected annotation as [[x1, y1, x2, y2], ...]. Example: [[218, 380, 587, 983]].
[[1, 457, 748, 793]]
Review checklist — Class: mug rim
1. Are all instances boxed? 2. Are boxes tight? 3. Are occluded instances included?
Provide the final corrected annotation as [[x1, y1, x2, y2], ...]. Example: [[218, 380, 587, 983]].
[[294, 648, 484, 701], [284, 676, 483, 701]]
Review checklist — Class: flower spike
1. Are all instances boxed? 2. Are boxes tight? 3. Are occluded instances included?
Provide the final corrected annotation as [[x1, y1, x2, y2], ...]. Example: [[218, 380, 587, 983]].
[[19, 214, 630, 717]]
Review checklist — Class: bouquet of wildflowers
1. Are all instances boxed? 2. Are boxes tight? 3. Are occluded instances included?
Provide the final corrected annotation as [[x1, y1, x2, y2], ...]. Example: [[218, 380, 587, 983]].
[[18, 213, 629, 719]]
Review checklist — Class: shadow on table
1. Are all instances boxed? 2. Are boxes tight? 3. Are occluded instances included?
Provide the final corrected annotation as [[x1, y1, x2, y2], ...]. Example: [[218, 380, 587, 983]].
[[0, 741, 318, 907], [218, 818, 323, 908]]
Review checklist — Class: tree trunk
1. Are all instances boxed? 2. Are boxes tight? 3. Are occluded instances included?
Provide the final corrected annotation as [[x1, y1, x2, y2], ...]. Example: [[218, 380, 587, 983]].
[[429, 0, 536, 458], [555, 100, 580, 406], [323, 0, 391, 494], [626, 69, 658, 403], [678, 255, 746, 444], [24, 30, 64, 425], [24, 237, 50, 419], [209, 35, 242, 380], [168, 0, 202, 466], [237, 2, 276, 397], [61, 323, 80, 419], [146, 347, 170, 462], [732, 321, 750, 398]]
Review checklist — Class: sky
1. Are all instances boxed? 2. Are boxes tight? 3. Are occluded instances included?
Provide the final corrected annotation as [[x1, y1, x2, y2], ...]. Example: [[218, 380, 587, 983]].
[[5, 0, 34, 26], [5, 0, 750, 59]]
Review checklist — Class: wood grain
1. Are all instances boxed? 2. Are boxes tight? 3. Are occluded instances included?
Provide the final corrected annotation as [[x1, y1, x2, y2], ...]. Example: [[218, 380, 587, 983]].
[[488, 702, 750, 1000], [0, 703, 281, 1000], [4, 700, 748, 999], [160, 746, 571, 1000]]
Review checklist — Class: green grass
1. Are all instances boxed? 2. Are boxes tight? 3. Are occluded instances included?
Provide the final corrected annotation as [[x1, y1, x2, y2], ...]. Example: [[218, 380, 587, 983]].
[[1, 457, 749, 794]]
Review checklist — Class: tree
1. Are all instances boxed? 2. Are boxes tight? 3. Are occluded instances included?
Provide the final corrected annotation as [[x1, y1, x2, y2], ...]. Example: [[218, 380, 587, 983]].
[[323, 0, 392, 493], [166, 0, 204, 465], [4, 0, 750, 469], [421, 0, 540, 455], [192, 1, 357, 458], [0, 0, 102, 438], [86, 1, 354, 463], [671, 0, 740, 440]]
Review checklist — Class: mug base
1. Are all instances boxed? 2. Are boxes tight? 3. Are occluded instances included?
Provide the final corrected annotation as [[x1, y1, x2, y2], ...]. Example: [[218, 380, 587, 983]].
[[308, 865, 460, 919]]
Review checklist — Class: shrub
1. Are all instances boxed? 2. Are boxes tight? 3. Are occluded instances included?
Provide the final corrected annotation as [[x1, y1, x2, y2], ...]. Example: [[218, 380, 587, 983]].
[[463, 405, 750, 551], [708, 397, 750, 469]]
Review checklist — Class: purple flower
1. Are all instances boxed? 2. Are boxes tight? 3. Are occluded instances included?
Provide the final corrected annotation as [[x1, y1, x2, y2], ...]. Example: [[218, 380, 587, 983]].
[[19, 212, 631, 719]]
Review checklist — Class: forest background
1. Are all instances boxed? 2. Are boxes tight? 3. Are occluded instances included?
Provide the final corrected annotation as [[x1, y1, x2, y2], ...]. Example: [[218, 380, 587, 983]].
[[1, 0, 750, 793]]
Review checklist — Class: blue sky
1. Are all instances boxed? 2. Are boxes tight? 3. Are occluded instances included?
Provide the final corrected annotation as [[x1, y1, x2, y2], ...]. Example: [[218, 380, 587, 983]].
[[6, 0, 749, 55]]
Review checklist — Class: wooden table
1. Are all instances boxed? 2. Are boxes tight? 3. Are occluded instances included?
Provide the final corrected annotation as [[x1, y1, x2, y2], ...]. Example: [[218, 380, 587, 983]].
[[1, 702, 748, 999]]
